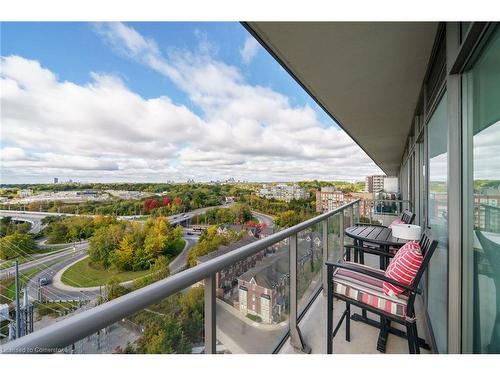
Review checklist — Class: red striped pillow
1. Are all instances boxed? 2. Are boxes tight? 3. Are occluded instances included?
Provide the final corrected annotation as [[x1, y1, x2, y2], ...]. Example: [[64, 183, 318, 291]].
[[383, 240, 423, 297], [389, 218, 404, 228]]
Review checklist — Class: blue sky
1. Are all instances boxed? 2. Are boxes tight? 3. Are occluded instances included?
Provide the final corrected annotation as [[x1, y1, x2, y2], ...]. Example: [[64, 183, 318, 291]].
[[1, 22, 379, 183]]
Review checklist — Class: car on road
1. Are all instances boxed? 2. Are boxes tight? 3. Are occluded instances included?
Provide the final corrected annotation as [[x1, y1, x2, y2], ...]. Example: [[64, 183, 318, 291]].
[[39, 277, 51, 286]]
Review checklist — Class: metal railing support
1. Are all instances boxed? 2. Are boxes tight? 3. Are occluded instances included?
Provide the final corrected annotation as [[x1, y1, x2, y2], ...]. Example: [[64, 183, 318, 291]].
[[349, 205, 354, 227], [339, 213, 344, 254], [289, 233, 311, 353], [322, 219, 329, 296], [204, 275, 216, 354]]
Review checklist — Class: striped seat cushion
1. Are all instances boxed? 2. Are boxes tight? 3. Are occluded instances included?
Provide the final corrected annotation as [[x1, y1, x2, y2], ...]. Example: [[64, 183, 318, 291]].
[[383, 241, 423, 297], [332, 262, 412, 320]]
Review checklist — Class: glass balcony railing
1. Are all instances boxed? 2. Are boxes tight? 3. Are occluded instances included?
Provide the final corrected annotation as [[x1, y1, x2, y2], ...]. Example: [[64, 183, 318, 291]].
[[0, 200, 360, 354]]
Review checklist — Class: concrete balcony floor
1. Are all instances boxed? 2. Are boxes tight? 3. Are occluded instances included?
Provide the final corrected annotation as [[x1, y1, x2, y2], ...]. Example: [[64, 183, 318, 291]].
[[280, 253, 432, 354], [279, 293, 431, 354]]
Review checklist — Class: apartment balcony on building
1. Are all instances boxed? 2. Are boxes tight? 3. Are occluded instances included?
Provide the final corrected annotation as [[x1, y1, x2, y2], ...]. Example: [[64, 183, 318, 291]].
[[1, 21, 499, 356]]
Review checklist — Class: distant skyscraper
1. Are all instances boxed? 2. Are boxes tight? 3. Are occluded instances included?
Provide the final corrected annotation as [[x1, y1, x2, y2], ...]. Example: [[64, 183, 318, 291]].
[[53, 177, 58, 184]]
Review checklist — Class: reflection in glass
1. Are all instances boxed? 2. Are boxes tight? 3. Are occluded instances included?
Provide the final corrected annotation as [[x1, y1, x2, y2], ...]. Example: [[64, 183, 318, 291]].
[[297, 222, 323, 314], [427, 91, 449, 354], [217, 238, 290, 353], [465, 27, 500, 354]]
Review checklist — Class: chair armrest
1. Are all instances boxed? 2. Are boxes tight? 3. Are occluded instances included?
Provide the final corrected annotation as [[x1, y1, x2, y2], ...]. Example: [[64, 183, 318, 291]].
[[325, 261, 421, 294], [344, 244, 395, 258]]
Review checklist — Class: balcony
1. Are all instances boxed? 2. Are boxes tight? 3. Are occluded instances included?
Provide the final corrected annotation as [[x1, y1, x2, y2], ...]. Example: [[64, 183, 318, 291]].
[[0, 199, 432, 355]]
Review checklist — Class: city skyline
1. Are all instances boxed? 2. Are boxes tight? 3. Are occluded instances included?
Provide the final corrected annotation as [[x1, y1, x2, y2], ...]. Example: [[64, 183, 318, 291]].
[[1, 22, 382, 184]]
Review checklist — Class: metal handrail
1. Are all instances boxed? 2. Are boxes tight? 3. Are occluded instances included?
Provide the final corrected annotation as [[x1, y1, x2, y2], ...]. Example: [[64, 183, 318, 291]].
[[0, 200, 360, 353]]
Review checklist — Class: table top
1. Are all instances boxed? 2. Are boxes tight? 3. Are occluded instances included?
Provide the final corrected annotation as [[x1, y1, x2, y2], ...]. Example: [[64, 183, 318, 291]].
[[345, 225, 409, 247]]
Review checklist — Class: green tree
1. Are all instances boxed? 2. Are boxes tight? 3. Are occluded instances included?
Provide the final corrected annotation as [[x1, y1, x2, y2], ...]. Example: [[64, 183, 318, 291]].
[[113, 234, 136, 271], [0, 233, 37, 260], [105, 276, 128, 301], [88, 224, 124, 268]]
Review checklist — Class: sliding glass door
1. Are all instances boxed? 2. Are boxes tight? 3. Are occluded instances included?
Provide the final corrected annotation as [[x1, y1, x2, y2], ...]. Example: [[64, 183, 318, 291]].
[[427, 91, 449, 354], [463, 26, 500, 354]]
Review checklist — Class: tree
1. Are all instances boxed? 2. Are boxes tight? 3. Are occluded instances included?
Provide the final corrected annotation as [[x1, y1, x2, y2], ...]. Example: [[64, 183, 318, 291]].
[[88, 224, 124, 268], [275, 210, 306, 228], [0, 233, 37, 260], [138, 315, 191, 354], [162, 196, 171, 206], [105, 276, 128, 301], [143, 199, 160, 212], [178, 287, 204, 342], [133, 256, 170, 289], [113, 234, 136, 271]]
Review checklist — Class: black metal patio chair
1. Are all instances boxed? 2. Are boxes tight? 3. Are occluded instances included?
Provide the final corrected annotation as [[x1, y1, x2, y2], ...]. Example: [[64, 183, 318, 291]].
[[326, 229, 438, 354]]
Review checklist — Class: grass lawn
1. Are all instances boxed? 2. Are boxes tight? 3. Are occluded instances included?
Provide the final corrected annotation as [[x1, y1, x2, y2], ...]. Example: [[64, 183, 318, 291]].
[[61, 257, 153, 287], [61, 238, 185, 287]]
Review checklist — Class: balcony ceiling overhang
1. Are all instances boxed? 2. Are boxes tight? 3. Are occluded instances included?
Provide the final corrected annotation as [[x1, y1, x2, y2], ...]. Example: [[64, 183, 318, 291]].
[[246, 22, 438, 176]]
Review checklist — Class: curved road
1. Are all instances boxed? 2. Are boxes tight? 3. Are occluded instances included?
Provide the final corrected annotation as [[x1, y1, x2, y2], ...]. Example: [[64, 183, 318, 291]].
[[0, 242, 88, 280], [26, 235, 197, 301]]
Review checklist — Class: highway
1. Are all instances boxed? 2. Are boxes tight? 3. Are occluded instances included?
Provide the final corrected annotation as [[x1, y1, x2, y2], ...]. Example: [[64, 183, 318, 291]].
[[0, 204, 231, 228], [0, 211, 44, 234], [0, 242, 88, 280]]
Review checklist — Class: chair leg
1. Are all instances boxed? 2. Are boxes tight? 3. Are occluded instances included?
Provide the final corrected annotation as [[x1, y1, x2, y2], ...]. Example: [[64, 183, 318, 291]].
[[406, 322, 416, 354], [413, 323, 420, 354], [346, 302, 351, 342], [327, 267, 334, 354]]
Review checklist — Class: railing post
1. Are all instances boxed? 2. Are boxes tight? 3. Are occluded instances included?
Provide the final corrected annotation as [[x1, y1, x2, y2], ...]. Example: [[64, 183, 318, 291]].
[[339, 211, 344, 254], [204, 274, 216, 354], [289, 233, 311, 353], [322, 219, 328, 296]]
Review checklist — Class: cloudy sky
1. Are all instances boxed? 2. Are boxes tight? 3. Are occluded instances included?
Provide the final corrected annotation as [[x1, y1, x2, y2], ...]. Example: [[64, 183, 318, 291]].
[[1, 22, 381, 184]]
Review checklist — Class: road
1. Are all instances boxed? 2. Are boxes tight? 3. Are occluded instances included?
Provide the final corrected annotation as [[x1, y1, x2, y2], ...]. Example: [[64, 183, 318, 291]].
[[251, 210, 275, 229], [27, 252, 97, 302], [23, 234, 197, 301], [166, 204, 233, 225], [169, 236, 197, 274], [0, 204, 232, 227], [0, 211, 44, 234], [0, 242, 88, 280]]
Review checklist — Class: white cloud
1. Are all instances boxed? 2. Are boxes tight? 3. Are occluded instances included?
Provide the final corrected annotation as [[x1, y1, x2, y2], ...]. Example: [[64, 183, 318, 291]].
[[240, 36, 259, 65], [0, 23, 382, 183]]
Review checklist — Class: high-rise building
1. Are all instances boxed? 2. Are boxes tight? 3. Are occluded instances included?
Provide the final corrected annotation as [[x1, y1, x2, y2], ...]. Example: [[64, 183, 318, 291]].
[[53, 177, 58, 184], [365, 175, 385, 193]]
